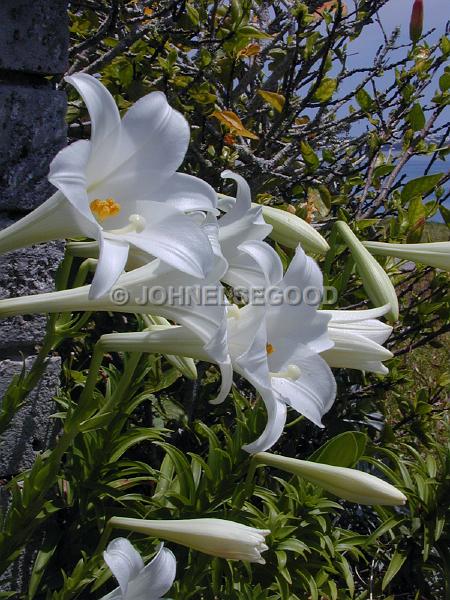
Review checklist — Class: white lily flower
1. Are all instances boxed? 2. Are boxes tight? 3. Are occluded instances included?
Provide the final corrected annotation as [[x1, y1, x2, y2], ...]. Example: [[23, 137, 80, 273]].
[[217, 171, 281, 289], [363, 240, 450, 272], [217, 194, 330, 255], [101, 538, 176, 600], [336, 222, 399, 321], [100, 247, 336, 453], [109, 517, 270, 564], [320, 305, 393, 374], [253, 452, 407, 506], [0, 73, 218, 298], [0, 255, 232, 399], [243, 246, 336, 453]]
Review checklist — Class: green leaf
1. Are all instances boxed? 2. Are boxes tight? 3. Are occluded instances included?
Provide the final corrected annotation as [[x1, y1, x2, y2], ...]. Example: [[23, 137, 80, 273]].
[[300, 140, 320, 171], [313, 77, 337, 102], [407, 196, 426, 242], [439, 205, 450, 226], [401, 173, 444, 202], [355, 88, 373, 111], [439, 72, 450, 92], [238, 25, 272, 39], [257, 89, 285, 112], [155, 442, 196, 501], [79, 411, 113, 432], [440, 36, 450, 56], [382, 550, 407, 590], [407, 103, 425, 131], [186, 3, 200, 25], [373, 164, 395, 180], [110, 428, 164, 462], [308, 431, 367, 468], [28, 528, 62, 599]]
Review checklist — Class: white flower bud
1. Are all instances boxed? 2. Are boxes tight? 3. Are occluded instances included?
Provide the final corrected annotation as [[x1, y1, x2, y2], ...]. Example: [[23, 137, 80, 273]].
[[109, 517, 270, 564], [363, 240, 450, 272], [336, 222, 399, 321], [254, 452, 406, 506]]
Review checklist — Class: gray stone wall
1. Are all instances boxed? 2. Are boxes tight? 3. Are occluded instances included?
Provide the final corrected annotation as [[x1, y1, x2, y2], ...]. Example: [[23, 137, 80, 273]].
[[0, 0, 69, 593]]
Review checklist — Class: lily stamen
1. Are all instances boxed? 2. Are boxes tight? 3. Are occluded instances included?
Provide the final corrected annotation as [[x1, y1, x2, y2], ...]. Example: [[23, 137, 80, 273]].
[[108, 214, 147, 235], [90, 197, 121, 221], [270, 364, 301, 381], [227, 304, 241, 319]]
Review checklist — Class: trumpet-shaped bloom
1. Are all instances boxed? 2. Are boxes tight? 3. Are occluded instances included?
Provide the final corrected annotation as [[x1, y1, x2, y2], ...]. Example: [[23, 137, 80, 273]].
[[0, 73, 218, 298], [253, 452, 407, 506], [99, 247, 336, 453], [109, 517, 270, 564], [217, 171, 280, 289], [336, 222, 399, 321], [102, 538, 176, 600], [320, 305, 393, 374], [0, 254, 232, 400], [217, 193, 329, 255], [363, 240, 450, 272]]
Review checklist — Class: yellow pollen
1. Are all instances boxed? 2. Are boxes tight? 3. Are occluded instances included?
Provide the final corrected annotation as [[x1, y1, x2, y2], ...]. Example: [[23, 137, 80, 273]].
[[266, 343, 275, 355], [90, 198, 121, 221]]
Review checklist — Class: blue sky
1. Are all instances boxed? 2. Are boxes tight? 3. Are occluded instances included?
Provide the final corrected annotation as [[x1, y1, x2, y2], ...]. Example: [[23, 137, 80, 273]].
[[351, 0, 448, 61], [339, 0, 449, 133]]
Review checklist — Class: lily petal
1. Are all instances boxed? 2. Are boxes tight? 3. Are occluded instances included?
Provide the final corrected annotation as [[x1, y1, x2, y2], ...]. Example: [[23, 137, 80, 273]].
[[219, 171, 252, 225], [122, 201, 214, 279], [328, 320, 392, 346], [272, 351, 336, 427], [149, 172, 218, 214], [231, 315, 286, 453], [242, 389, 287, 454], [90, 92, 189, 199], [127, 543, 176, 599], [90, 237, 130, 300], [321, 304, 391, 322], [48, 139, 98, 229], [223, 240, 283, 289], [321, 330, 393, 373], [0, 191, 96, 255], [65, 73, 121, 181], [266, 247, 333, 366], [103, 537, 144, 597]]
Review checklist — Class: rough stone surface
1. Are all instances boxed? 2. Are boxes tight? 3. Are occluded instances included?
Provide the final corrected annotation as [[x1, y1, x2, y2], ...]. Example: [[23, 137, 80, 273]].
[[0, 0, 69, 74], [0, 238, 64, 355], [0, 356, 61, 476], [0, 84, 67, 211]]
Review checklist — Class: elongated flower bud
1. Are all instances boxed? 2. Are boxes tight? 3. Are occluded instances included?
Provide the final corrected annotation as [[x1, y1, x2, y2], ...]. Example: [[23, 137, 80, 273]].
[[261, 205, 330, 254], [336, 222, 399, 321], [109, 517, 270, 564], [363, 240, 450, 272], [410, 0, 424, 44], [253, 453, 406, 506]]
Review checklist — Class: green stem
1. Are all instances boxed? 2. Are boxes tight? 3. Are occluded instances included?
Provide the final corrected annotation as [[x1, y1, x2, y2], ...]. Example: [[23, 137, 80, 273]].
[[72, 258, 98, 289], [0, 340, 107, 574]]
